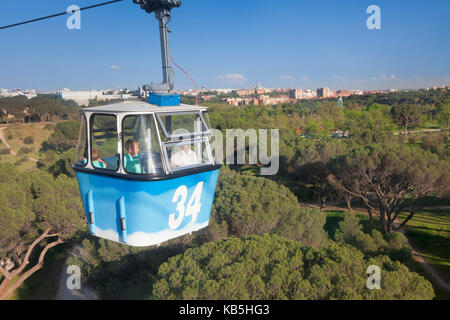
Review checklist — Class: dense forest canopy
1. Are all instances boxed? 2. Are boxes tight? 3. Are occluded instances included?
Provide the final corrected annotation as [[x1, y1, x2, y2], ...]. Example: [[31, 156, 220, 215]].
[[153, 234, 434, 300]]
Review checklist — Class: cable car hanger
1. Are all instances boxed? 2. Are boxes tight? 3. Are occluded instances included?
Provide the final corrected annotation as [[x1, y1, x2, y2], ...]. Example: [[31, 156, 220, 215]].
[[67, 0, 222, 247]]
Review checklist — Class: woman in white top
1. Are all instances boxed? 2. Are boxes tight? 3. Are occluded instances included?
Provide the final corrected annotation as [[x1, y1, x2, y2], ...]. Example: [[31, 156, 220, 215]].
[[170, 144, 198, 169]]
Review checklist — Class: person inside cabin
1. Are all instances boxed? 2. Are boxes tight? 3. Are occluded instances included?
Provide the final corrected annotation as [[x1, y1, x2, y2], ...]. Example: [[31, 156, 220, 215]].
[[124, 139, 143, 174], [170, 142, 198, 169], [92, 148, 107, 169]]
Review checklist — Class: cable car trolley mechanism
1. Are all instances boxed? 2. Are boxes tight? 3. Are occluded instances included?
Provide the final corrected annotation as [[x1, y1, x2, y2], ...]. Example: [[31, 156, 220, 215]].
[[73, 0, 221, 247]]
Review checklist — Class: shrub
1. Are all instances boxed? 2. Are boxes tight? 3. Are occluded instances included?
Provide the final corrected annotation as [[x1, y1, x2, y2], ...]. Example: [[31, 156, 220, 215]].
[[334, 213, 411, 262], [407, 135, 416, 144], [23, 136, 34, 144], [18, 147, 32, 155], [0, 148, 11, 155], [42, 120, 79, 152], [15, 157, 28, 166]]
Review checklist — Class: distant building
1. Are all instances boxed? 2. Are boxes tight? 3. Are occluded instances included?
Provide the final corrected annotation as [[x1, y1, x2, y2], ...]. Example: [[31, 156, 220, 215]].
[[290, 89, 305, 100], [317, 87, 330, 98], [57, 89, 135, 105], [236, 89, 254, 97], [336, 90, 353, 97]]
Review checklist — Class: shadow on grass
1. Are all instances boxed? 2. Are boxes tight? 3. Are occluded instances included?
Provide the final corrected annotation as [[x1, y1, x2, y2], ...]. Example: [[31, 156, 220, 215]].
[[324, 214, 345, 240]]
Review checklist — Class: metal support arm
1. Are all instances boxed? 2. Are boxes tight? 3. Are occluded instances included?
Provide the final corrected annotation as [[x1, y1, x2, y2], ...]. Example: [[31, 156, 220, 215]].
[[154, 9, 174, 92], [133, 0, 181, 93]]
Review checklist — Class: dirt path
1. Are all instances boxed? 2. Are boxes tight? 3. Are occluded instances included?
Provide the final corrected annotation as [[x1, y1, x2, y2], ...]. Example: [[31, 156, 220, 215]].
[[300, 201, 450, 294], [55, 245, 99, 300], [0, 127, 17, 155], [398, 228, 450, 293], [393, 128, 444, 135]]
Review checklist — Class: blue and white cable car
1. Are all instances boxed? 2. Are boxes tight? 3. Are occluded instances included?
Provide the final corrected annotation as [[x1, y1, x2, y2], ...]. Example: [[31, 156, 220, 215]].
[[73, 0, 221, 246], [73, 103, 220, 246]]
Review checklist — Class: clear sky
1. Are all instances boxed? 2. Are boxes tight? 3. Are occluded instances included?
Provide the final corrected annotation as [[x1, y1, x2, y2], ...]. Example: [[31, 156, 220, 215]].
[[0, 0, 449, 91]]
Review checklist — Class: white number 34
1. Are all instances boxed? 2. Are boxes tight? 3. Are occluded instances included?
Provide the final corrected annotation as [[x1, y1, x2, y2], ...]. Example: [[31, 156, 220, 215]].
[[169, 182, 203, 230]]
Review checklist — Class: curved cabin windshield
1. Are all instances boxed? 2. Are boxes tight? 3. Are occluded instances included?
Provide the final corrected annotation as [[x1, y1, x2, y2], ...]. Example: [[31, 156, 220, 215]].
[[122, 115, 163, 175], [156, 112, 214, 173]]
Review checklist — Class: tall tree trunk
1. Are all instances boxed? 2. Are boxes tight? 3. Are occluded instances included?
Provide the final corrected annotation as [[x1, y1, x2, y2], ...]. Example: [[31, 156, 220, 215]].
[[403, 121, 409, 141], [387, 215, 392, 233], [344, 194, 352, 213], [379, 208, 387, 234], [319, 190, 326, 215]]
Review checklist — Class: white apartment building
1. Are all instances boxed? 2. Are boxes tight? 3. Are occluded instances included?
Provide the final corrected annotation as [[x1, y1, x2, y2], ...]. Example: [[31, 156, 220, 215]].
[[57, 89, 135, 105]]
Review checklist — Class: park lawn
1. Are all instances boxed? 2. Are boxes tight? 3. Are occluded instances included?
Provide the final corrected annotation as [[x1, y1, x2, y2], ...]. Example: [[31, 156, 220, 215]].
[[0, 153, 38, 171], [3, 122, 55, 159], [0, 122, 56, 170], [397, 209, 450, 283]]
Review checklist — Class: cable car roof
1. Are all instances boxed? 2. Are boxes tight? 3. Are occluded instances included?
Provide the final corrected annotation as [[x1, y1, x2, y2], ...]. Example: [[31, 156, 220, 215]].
[[82, 101, 208, 114]]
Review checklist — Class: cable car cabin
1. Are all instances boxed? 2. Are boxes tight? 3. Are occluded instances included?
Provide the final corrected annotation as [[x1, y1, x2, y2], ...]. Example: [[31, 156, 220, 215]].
[[73, 101, 221, 247]]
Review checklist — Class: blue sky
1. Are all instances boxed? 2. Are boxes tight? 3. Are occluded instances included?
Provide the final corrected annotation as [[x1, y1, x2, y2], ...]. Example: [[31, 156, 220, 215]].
[[0, 0, 449, 91]]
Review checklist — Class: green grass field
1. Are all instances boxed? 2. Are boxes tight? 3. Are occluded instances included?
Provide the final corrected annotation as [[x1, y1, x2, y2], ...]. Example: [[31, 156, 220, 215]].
[[398, 209, 450, 282]]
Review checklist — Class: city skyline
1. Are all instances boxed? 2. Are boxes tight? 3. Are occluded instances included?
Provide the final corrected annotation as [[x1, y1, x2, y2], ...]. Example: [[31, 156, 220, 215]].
[[0, 0, 449, 91]]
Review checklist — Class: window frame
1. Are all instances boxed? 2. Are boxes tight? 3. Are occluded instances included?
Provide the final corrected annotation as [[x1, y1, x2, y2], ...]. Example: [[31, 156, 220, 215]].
[[155, 111, 211, 140], [74, 114, 88, 168]]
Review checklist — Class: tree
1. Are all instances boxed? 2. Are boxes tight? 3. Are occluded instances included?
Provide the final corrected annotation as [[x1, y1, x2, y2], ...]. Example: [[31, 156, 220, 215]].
[[304, 119, 319, 136], [208, 168, 327, 247], [334, 213, 411, 262], [328, 143, 449, 234], [153, 234, 434, 300], [390, 104, 422, 138], [0, 164, 84, 299], [293, 140, 347, 213], [41, 120, 80, 152], [436, 99, 450, 129], [344, 107, 394, 144]]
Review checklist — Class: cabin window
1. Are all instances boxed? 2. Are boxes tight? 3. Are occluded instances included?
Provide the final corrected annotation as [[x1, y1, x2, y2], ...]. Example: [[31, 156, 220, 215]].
[[90, 114, 119, 171], [122, 115, 163, 175], [74, 114, 88, 167], [156, 112, 210, 140], [163, 137, 214, 172]]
